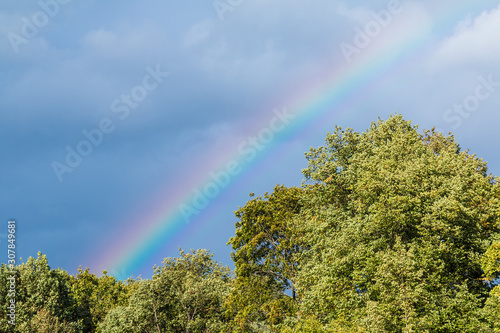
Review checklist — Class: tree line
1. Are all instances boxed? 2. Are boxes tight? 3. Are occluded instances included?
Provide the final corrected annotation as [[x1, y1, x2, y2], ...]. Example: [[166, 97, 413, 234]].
[[1, 115, 499, 332]]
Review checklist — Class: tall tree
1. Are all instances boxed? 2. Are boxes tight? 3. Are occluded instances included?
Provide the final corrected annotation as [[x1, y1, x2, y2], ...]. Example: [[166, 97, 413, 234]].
[[294, 115, 499, 332], [226, 185, 304, 332]]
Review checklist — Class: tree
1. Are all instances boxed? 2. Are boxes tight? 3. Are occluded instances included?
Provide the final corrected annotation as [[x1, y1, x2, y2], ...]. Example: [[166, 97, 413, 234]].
[[69, 267, 134, 332], [481, 193, 500, 332], [99, 249, 231, 333], [225, 185, 304, 332], [0, 252, 82, 332], [96, 305, 139, 333], [294, 115, 499, 331], [2, 114, 499, 332]]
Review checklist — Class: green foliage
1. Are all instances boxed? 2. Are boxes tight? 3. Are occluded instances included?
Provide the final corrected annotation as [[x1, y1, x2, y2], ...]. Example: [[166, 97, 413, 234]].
[[484, 284, 500, 332], [19, 309, 77, 333], [99, 248, 231, 333], [1, 114, 499, 332], [226, 185, 303, 331], [96, 306, 139, 333], [295, 115, 499, 331], [482, 199, 500, 331], [0, 252, 83, 332], [69, 267, 134, 332], [0, 253, 136, 332]]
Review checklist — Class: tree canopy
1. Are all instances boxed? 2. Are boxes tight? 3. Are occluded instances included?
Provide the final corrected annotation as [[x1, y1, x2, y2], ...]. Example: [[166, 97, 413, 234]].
[[1, 115, 499, 332], [294, 115, 499, 331]]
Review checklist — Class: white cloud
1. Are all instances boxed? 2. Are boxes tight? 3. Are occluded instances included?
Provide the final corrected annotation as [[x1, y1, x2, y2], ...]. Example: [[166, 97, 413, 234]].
[[182, 20, 214, 48], [81, 22, 170, 63], [83, 29, 118, 52], [432, 4, 500, 68]]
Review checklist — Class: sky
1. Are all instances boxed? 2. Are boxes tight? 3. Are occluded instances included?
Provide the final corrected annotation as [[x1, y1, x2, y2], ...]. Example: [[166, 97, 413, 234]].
[[1, 0, 500, 280]]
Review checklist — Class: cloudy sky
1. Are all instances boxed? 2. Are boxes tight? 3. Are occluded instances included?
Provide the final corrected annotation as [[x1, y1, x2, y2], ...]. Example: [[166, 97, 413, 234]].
[[1, 0, 500, 280]]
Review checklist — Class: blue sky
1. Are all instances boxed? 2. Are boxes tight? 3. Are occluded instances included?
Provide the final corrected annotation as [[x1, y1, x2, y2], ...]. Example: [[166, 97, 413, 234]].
[[1, 0, 500, 279]]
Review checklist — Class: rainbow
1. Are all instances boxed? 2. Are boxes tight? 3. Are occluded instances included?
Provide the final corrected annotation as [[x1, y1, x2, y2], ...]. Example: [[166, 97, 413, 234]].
[[90, 2, 494, 280]]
